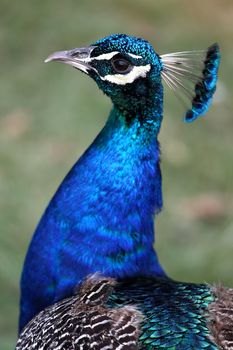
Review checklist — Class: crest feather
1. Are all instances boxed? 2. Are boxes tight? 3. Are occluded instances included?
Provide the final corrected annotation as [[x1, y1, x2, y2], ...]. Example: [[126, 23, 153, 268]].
[[160, 43, 220, 122]]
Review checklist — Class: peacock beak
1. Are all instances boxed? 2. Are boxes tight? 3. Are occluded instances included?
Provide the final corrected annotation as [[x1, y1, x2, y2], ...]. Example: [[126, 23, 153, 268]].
[[44, 46, 97, 74]]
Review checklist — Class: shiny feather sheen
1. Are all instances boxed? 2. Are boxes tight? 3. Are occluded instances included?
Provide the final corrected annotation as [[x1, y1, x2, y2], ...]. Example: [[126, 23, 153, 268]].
[[20, 104, 165, 330]]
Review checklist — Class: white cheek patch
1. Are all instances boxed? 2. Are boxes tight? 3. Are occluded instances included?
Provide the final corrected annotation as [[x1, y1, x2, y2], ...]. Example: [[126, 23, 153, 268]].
[[100, 64, 151, 85]]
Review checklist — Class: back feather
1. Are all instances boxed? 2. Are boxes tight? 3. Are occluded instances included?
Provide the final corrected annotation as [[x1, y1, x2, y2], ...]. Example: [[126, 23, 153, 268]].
[[208, 285, 233, 350], [16, 274, 143, 350]]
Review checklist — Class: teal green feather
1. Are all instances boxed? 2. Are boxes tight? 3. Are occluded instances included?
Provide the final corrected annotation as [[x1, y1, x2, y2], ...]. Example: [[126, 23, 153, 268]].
[[108, 278, 217, 349]]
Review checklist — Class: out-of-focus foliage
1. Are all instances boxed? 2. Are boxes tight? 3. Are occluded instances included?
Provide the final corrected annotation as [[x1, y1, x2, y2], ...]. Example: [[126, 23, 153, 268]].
[[0, 1, 232, 348]]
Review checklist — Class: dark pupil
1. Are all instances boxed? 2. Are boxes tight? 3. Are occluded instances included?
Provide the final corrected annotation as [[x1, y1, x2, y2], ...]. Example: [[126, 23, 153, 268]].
[[112, 57, 131, 74]]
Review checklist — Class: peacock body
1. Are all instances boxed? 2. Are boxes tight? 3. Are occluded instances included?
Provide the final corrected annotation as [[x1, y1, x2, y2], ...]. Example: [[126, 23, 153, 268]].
[[16, 34, 231, 350]]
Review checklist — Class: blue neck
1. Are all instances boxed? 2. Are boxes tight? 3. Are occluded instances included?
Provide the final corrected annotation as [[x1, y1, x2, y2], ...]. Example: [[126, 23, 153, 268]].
[[20, 90, 165, 330], [48, 100, 165, 288]]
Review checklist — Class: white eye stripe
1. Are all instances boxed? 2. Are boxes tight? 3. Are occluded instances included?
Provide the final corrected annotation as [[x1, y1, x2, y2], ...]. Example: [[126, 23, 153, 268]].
[[89, 51, 142, 61], [91, 51, 120, 61], [100, 64, 151, 85], [128, 53, 143, 59]]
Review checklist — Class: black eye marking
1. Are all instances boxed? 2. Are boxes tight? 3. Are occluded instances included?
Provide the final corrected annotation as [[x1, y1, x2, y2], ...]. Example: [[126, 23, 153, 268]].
[[111, 54, 133, 74]]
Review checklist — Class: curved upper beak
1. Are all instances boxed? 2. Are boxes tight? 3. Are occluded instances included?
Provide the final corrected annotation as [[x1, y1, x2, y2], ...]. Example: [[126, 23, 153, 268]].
[[44, 46, 97, 74]]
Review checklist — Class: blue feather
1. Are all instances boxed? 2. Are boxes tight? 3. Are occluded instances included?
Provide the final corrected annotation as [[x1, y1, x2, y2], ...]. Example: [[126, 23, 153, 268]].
[[161, 43, 220, 123], [185, 43, 220, 122]]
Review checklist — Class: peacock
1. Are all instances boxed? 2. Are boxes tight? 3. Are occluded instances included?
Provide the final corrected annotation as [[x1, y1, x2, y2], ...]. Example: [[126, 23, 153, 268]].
[[16, 34, 233, 349]]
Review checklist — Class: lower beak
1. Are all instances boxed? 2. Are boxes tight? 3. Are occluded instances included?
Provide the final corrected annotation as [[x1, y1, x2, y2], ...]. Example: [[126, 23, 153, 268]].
[[44, 46, 96, 74]]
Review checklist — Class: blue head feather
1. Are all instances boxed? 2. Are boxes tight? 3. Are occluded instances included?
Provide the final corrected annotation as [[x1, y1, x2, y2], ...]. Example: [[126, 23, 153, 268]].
[[90, 34, 163, 119]]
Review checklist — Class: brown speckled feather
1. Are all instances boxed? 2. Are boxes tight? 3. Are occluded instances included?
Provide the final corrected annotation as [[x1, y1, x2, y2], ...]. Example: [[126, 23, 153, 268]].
[[16, 275, 143, 350], [208, 285, 233, 350]]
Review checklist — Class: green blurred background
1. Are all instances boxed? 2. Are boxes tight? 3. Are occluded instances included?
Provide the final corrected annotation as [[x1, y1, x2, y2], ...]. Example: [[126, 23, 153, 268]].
[[0, 0, 233, 348]]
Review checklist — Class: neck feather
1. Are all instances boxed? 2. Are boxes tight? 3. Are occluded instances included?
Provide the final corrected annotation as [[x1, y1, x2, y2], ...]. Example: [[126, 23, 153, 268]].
[[53, 98, 165, 282], [28, 97, 165, 295]]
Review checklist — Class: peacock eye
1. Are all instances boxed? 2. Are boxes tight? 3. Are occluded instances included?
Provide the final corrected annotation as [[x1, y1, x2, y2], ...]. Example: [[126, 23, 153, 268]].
[[111, 55, 132, 74]]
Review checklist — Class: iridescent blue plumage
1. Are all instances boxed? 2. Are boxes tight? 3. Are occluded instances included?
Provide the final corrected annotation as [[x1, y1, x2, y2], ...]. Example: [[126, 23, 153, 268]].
[[20, 34, 166, 331], [18, 34, 223, 349]]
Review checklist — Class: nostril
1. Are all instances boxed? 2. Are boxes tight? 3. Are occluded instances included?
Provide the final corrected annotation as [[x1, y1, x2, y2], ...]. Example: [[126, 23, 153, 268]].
[[69, 46, 96, 60], [71, 50, 90, 59]]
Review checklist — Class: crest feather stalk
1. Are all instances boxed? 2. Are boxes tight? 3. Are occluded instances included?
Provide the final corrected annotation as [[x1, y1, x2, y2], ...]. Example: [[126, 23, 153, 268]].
[[160, 43, 220, 122]]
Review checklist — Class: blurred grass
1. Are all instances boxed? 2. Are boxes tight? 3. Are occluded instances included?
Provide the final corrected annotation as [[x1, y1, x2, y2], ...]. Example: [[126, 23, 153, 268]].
[[0, 0, 233, 348]]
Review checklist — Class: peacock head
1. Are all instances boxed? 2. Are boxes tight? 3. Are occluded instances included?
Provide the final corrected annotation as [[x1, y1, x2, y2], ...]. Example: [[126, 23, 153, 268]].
[[45, 33, 220, 122], [45, 34, 162, 116]]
